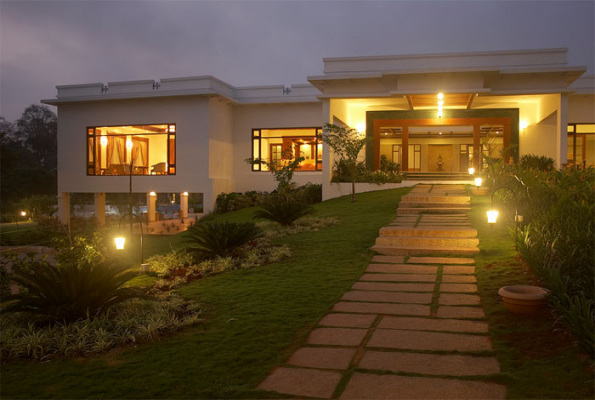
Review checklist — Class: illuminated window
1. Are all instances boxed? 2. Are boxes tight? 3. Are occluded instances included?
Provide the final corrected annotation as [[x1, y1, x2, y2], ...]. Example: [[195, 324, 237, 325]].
[[87, 124, 176, 176], [252, 128, 323, 172]]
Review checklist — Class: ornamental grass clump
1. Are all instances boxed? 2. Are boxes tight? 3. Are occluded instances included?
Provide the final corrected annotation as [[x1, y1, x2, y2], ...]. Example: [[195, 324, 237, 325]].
[[184, 221, 263, 258]]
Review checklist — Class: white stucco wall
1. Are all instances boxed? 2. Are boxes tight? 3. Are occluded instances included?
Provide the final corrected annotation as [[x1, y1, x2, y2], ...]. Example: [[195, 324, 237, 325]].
[[231, 102, 323, 193], [208, 98, 235, 210], [57, 96, 211, 196], [520, 112, 558, 160], [569, 95, 595, 123]]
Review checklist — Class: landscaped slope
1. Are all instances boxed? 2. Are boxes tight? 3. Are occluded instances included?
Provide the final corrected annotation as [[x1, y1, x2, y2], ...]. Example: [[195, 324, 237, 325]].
[[0, 188, 408, 399]]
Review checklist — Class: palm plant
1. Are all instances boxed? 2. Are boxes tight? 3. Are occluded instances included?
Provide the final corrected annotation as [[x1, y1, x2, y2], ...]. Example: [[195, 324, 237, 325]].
[[184, 221, 263, 258], [254, 195, 313, 226], [2, 260, 143, 323]]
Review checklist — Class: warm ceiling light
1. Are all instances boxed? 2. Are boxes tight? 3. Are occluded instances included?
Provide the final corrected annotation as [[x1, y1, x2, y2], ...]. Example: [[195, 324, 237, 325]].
[[437, 93, 444, 100]]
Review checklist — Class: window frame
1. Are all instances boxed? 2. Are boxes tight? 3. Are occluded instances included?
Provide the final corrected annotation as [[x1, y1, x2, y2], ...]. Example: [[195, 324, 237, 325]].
[[251, 127, 323, 172], [86, 123, 176, 176]]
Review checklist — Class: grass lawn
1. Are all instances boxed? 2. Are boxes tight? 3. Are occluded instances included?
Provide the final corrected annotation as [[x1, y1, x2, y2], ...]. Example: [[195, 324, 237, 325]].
[[0, 188, 409, 399], [468, 190, 594, 399], [1, 187, 592, 399]]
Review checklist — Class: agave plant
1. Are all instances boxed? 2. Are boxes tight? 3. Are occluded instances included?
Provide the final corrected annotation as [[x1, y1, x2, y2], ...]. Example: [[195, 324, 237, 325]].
[[184, 221, 263, 258], [1, 259, 144, 323], [253, 195, 313, 226]]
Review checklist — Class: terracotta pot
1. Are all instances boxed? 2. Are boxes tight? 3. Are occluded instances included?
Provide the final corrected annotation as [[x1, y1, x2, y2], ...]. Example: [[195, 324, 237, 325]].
[[498, 285, 549, 314]]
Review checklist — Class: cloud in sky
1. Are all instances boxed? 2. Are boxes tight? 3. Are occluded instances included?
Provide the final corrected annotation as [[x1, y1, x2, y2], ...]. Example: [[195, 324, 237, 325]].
[[1, 0, 593, 121]]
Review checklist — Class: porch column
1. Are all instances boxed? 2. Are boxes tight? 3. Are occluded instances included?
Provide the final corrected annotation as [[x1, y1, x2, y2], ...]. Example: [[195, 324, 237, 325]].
[[147, 192, 156, 222], [473, 123, 481, 171], [503, 121, 511, 164], [321, 99, 333, 201], [556, 93, 569, 168], [94, 192, 106, 226], [402, 125, 409, 172], [180, 192, 189, 218], [57, 192, 70, 225]]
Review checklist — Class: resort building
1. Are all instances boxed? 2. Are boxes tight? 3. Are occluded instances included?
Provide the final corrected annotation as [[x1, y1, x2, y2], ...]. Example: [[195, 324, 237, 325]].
[[42, 48, 595, 224]]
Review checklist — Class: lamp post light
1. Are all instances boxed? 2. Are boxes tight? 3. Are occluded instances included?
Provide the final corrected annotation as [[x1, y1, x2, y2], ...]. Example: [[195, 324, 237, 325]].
[[487, 186, 521, 250], [115, 212, 150, 272], [468, 167, 475, 175]]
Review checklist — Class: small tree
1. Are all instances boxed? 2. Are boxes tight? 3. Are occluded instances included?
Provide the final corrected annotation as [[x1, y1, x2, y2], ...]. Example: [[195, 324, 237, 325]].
[[246, 150, 305, 193], [322, 123, 371, 202]]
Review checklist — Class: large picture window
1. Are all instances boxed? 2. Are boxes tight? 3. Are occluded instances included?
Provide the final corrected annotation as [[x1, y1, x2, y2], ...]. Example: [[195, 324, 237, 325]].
[[87, 124, 176, 175], [251, 127, 323, 172]]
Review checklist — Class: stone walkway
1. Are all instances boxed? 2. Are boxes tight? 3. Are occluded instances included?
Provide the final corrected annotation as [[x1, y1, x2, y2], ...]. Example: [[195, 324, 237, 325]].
[[258, 184, 506, 399]]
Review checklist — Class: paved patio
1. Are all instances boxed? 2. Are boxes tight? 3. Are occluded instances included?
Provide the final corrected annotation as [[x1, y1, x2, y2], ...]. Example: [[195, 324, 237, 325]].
[[258, 184, 506, 399]]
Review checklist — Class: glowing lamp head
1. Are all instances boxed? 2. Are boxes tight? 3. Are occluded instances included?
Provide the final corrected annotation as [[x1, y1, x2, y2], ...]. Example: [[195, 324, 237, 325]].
[[182, 192, 188, 196], [20, 211, 27, 216], [475, 177, 483, 187], [487, 210, 499, 224], [114, 237, 126, 250], [437, 93, 444, 100], [468, 167, 475, 175], [149, 191, 156, 197], [520, 121, 528, 130], [355, 122, 366, 134]]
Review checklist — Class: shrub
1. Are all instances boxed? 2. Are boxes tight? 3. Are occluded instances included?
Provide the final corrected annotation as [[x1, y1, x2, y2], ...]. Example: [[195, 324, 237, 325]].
[[253, 195, 313, 226], [380, 154, 400, 173], [2, 258, 144, 323], [184, 221, 263, 258], [0, 294, 202, 361], [295, 183, 323, 204], [519, 154, 555, 172], [146, 249, 195, 277]]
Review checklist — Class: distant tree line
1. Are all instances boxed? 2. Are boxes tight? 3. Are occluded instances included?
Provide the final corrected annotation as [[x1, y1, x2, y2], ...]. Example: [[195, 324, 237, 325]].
[[1, 104, 58, 220]]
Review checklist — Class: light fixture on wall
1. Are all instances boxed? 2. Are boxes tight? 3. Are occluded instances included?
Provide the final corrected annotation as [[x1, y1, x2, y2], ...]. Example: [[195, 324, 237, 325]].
[[519, 121, 528, 131]]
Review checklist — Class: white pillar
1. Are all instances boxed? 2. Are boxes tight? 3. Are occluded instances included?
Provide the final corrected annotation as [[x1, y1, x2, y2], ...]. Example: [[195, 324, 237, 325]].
[[556, 93, 568, 168], [94, 192, 106, 226], [180, 192, 189, 218], [147, 192, 157, 222], [321, 98, 333, 201], [57, 192, 70, 224]]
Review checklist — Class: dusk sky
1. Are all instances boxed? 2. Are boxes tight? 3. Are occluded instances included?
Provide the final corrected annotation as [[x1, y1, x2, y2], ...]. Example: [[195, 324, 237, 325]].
[[1, 0, 593, 122]]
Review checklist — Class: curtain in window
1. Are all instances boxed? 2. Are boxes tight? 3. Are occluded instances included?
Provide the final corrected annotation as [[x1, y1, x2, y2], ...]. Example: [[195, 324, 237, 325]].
[[132, 139, 147, 167], [115, 137, 125, 166]]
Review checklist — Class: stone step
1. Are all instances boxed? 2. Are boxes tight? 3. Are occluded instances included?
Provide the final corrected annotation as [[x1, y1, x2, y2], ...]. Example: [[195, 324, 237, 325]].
[[371, 244, 480, 256], [375, 237, 479, 248], [399, 202, 470, 208], [366, 329, 492, 352], [397, 207, 470, 214], [379, 227, 477, 238], [401, 195, 470, 203]]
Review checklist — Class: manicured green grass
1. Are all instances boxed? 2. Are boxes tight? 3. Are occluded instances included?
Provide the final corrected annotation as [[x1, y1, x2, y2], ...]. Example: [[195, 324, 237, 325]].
[[468, 190, 594, 399], [0, 189, 408, 399]]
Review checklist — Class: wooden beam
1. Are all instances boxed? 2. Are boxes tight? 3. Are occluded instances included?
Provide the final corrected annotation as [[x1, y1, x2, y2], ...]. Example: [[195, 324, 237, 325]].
[[406, 95, 414, 111], [466, 94, 475, 110]]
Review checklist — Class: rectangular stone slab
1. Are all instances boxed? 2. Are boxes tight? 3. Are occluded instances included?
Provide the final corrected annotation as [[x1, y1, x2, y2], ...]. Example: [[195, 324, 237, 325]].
[[360, 273, 436, 282], [359, 351, 500, 376], [333, 301, 430, 316], [443, 266, 476, 274], [370, 255, 405, 264], [287, 347, 357, 370], [442, 275, 477, 283], [366, 329, 492, 352], [407, 257, 475, 264], [440, 283, 478, 293], [439, 294, 481, 305], [366, 264, 438, 274], [319, 313, 377, 329], [437, 306, 486, 319], [377, 316, 488, 333], [258, 367, 341, 399], [340, 372, 506, 399], [341, 291, 433, 304], [307, 327, 368, 346], [352, 282, 435, 293]]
